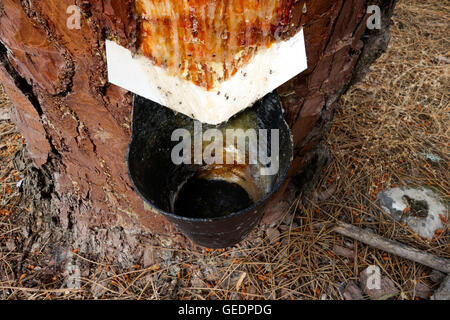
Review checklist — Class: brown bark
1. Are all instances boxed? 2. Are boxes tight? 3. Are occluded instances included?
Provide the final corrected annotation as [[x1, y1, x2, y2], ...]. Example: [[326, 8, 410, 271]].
[[0, 0, 397, 262]]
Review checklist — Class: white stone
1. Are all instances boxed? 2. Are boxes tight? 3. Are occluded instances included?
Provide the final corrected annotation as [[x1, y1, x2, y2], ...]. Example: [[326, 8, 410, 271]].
[[377, 187, 447, 239]]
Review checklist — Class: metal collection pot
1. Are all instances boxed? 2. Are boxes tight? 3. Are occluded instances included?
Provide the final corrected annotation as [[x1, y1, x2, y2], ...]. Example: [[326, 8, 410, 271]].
[[127, 92, 293, 248]]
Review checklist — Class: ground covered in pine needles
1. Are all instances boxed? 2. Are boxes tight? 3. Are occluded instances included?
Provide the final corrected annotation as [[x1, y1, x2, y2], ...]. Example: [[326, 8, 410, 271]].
[[0, 0, 448, 299]]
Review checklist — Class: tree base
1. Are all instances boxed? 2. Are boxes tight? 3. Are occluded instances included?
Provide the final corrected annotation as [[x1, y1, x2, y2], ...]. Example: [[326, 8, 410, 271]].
[[0, 0, 398, 269]]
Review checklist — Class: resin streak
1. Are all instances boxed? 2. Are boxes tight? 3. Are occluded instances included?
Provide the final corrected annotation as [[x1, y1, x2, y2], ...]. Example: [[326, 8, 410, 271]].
[[136, 0, 302, 89]]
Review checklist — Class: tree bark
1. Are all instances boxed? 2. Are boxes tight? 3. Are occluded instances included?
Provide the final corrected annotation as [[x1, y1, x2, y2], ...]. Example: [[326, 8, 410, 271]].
[[0, 0, 397, 263]]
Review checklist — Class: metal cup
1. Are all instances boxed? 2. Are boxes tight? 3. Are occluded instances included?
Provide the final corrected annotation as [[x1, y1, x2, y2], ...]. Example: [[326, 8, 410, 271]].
[[127, 92, 293, 248]]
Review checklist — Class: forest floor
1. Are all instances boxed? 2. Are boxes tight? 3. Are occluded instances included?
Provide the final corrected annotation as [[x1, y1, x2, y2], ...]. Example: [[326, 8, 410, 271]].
[[0, 0, 448, 299]]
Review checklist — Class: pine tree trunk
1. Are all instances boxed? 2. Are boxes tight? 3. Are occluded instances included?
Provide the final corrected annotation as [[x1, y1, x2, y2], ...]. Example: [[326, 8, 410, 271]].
[[0, 0, 397, 262]]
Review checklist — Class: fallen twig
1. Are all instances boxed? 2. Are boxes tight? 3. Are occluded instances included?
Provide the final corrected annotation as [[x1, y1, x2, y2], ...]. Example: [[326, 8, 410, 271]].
[[333, 222, 450, 273], [0, 286, 83, 293]]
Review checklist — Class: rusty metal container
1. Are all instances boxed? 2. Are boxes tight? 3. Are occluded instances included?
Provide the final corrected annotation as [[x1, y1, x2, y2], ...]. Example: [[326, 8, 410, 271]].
[[127, 92, 293, 248]]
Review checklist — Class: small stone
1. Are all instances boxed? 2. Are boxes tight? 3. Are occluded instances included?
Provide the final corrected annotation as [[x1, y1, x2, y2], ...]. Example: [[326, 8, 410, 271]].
[[282, 214, 293, 225], [313, 183, 337, 202], [172, 234, 189, 247], [160, 249, 173, 263], [435, 55, 450, 64], [418, 152, 441, 163], [377, 186, 447, 239], [64, 263, 81, 290], [191, 275, 204, 288], [344, 240, 354, 249], [5, 239, 16, 251], [265, 228, 280, 243], [414, 281, 432, 299], [247, 285, 257, 295], [431, 275, 450, 300], [168, 265, 181, 277], [230, 293, 240, 300], [343, 281, 364, 300], [205, 267, 219, 282], [0, 108, 10, 121], [429, 270, 446, 283], [81, 268, 90, 277], [280, 288, 291, 299], [333, 244, 355, 258], [91, 281, 108, 298]]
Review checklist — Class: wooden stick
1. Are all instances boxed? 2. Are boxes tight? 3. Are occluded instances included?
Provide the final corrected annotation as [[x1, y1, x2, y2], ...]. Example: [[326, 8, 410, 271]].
[[0, 286, 82, 293], [333, 222, 450, 274]]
